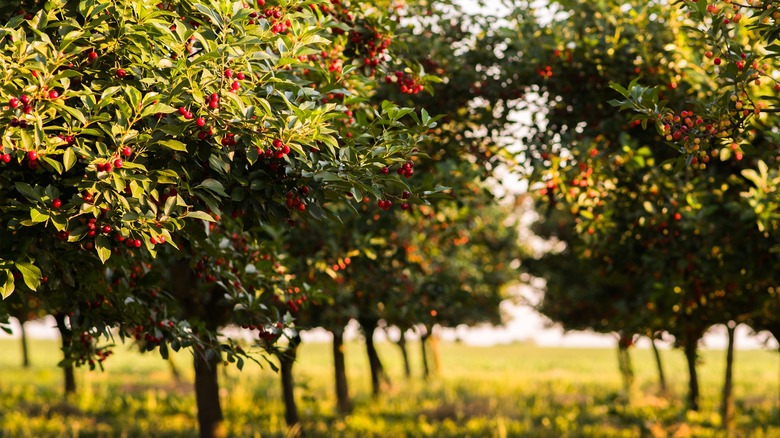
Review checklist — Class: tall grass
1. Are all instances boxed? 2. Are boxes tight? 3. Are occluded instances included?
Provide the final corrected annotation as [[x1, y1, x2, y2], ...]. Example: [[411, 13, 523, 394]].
[[0, 338, 776, 437]]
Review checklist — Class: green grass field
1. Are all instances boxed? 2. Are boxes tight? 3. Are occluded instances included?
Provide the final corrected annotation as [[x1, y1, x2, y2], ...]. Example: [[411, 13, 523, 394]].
[[0, 337, 777, 437]]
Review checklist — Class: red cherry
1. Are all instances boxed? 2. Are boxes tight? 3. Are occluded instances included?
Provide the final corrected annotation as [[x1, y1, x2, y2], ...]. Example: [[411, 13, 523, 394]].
[[196, 117, 206, 127], [26, 150, 37, 161], [236, 72, 245, 80], [19, 95, 30, 105], [102, 225, 112, 234], [402, 191, 411, 199], [9, 97, 19, 108], [273, 138, 283, 148], [713, 58, 721, 65], [48, 90, 59, 99], [225, 69, 233, 78], [133, 239, 142, 248], [401, 203, 410, 210], [52, 198, 62, 209], [113, 158, 123, 169], [1, 154, 10, 163], [88, 51, 98, 61], [380, 166, 389, 174], [116, 68, 127, 78], [122, 146, 132, 157]]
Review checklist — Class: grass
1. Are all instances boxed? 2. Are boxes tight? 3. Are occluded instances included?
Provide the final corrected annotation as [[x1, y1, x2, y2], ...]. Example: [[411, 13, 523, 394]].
[[0, 337, 777, 437]]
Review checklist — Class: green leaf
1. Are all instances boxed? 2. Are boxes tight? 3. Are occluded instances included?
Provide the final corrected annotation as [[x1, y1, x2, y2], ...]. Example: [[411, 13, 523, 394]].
[[63, 147, 77, 172], [194, 4, 224, 28], [0, 270, 13, 299], [197, 179, 228, 197], [186, 211, 216, 222], [15, 182, 42, 203], [315, 171, 341, 182], [159, 140, 188, 151], [14, 261, 41, 291], [51, 214, 67, 231], [30, 207, 49, 224], [40, 156, 63, 174], [141, 102, 178, 117], [59, 104, 88, 125], [95, 236, 111, 263], [608, 82, 629, 98]]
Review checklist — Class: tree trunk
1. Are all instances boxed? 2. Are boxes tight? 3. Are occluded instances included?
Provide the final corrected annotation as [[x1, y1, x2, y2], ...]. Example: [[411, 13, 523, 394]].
[[429, 328, 441, 377], [720, 322, 736, 430], [194, 350, 226, 438], [332, 327, 352, 415], [279, 335, 301, 429], [684, 340, 700, 412], [650, 336, 667, 393], [168, 356, 181, 382], [420, 332, 430, 380], [617, 335, 634, 396], [395, 329, 411, 379], [360, 317, 388, 396], [20, 321, 30, 368], [54, 314, 76, 395]]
